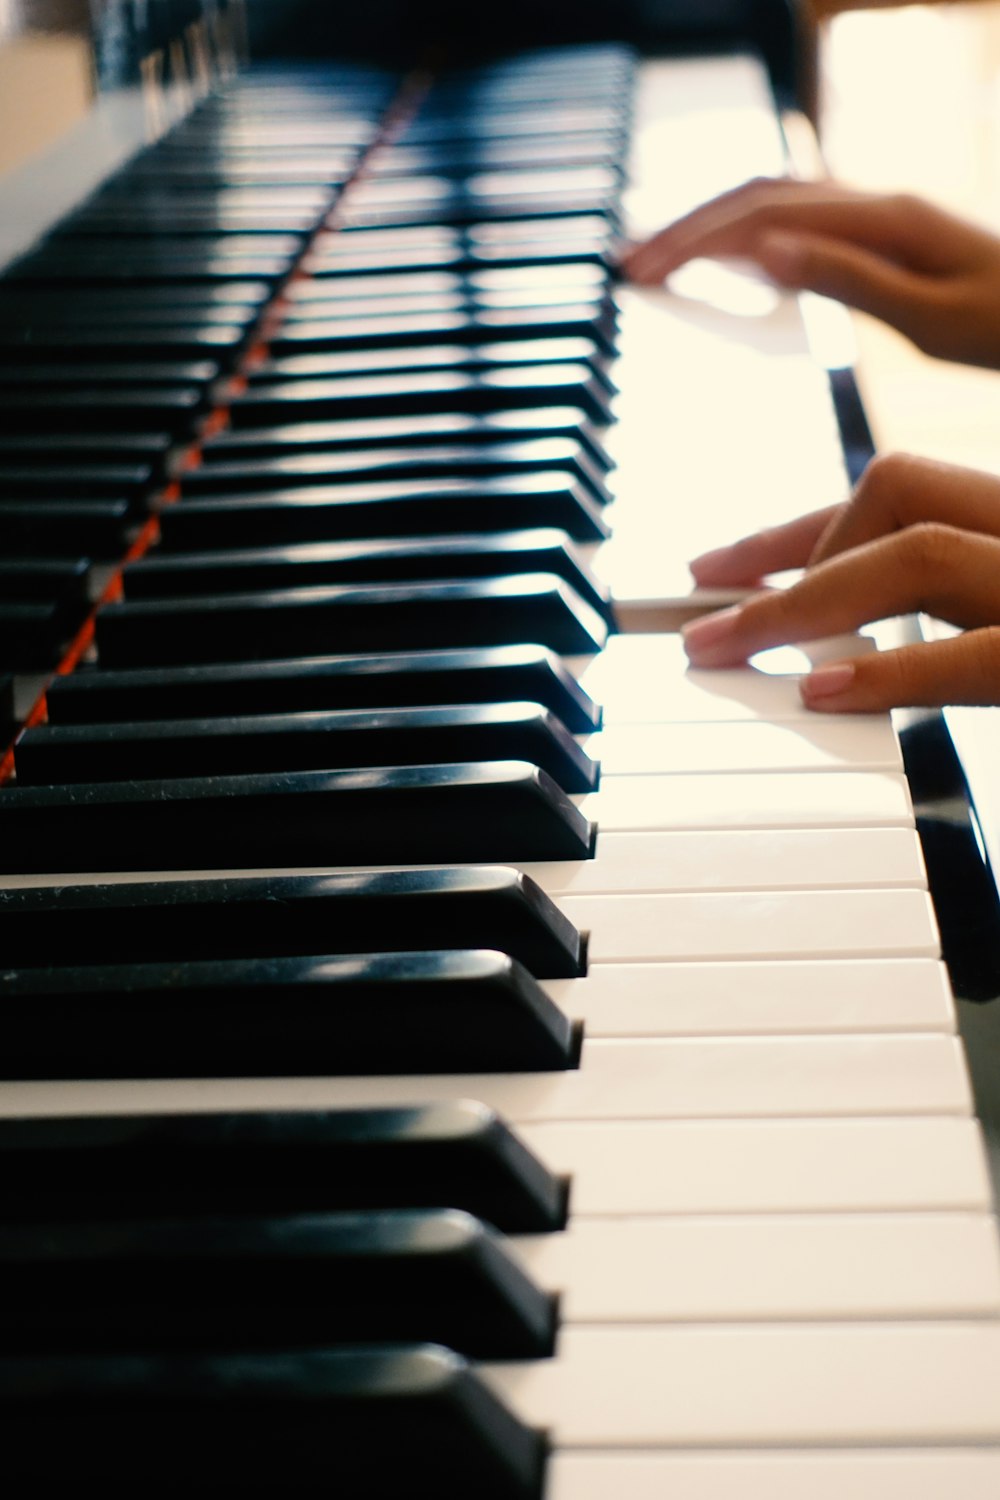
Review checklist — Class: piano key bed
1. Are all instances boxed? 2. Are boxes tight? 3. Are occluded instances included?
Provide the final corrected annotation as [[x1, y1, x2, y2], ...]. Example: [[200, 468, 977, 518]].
[[1, 39, 999, 1497]]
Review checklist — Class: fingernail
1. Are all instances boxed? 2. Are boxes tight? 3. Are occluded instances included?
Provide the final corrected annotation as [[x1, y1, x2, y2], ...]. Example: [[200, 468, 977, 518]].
[[801, 661, 856, 701], [758, 231, 803, 281], [682, 605, 742, 654]]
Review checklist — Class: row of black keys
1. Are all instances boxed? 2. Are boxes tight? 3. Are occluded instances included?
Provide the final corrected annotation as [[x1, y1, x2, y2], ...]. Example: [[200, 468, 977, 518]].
[[0, 58, 629, 668], [0, 48, 638, 1493]]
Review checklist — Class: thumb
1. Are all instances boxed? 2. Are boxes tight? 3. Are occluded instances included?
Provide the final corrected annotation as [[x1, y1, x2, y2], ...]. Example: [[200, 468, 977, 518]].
[[800, 628, 1000, 713]]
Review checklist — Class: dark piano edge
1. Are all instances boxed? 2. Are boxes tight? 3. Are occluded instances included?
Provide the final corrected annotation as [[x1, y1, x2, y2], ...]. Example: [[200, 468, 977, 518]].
[[825, 359, 1000, 1206]]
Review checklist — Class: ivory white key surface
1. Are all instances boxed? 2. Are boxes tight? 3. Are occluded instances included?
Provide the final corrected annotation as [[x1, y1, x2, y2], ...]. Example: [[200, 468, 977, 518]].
[[523, 827, 926, 897], [573, 635, 876, 725], [562, 889, 939, 962], [544, 956, 954, 1036], [8, 1034, 964, 1122], [511, 1213, 1000, 1321], [525, 1116, 994, 1215], [481, 1323, 1000, 1446], [547, 1448, 1000, 1500], [585, 716, 901, 775], [580, 770, 913, 832]]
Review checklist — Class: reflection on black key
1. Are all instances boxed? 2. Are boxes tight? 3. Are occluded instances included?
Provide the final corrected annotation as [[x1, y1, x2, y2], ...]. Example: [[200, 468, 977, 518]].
[[184, 439, 612, 506], [16, 701, 599, 794], [0, 324, 248, 361], [0, 762, 594, 872], [0, 1208, 556, 1360], [0, 465, 157, 505], [0, 951, 577, 1078], [122, 529, 613, 621], [95, 575, 607, 665], [0, 1100, 566, 1230], [0, 868, 586, 976], [0, 1347, 546, 1497], [156, 474, 609, 547], [204, 406, 613, 471], [268, 302, 616, 354], [44, 644, 601, 733], [0, 388, 205, 434], [231, 364, 614, 425]]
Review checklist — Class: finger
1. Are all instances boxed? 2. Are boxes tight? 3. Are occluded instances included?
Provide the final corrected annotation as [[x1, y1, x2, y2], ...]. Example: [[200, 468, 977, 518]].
[[756, 230, 946, 343], [808, 452, 1000, 566], [800, 627, 1000, 712], [689, 506, 839, 586], [623, 182, 913, 285], [682, 524, 1000, 667]]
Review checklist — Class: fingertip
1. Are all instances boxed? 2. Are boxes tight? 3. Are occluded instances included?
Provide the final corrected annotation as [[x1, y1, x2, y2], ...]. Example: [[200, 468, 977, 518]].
[[799, 660, 858, 711]]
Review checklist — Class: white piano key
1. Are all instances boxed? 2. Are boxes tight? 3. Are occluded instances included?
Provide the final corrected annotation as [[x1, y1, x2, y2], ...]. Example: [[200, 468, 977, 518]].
[[513, 1213, 1000, 1321], [580, 771, 913, 832], [547, 1448, 1000, 1500], [585, 717, 902, 775], [3, 1033, 963, 1123], [573, 635, 875, 725], [544, 957, 955, 1037], [523, 827, 927, 897], [527, 1115, 994, 1215], [562, 889, 939, 962], [482, 1322, 1000, 1447]]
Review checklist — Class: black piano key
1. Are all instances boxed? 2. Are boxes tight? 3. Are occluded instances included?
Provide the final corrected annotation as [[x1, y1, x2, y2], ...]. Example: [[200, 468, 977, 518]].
[[0, 1099, 566, 1231], [0, 868, 585, 976], [155, 474, 609, 547], [16, 701, 599, 794], [121, 529, 613, 622], [94, 575, 607, 665], [6, 257, 292, 287], [305, 239, 614, 278], [0, 500, 131, 557], [267, 302, 617, 354], [0, 761, 594, 872], [0, 1208, 556, 1361], [284, 264, 608, 303], [0, 1347, 546, 1498], [184, 439, 612, 507], [334, 192, 617, 232], [254, 332, 614, 383], [203, 408, 613, 476], [0, 672, 13, 730], [0, 358, 221, 389], [0, 303, 261, 331], [0, 433, 175, 473], [44, 644, 601, 733], [0, 284, 271, 314], [0, 950, 577, 1079], [61, 208, 322, 235], [0, 388, 206, 435], [0, 324, 249, 361], [0, 557, 90, 608], [0, 602, 67, 669], [228, 366, 614, 427], [0, 465, 157, 505]]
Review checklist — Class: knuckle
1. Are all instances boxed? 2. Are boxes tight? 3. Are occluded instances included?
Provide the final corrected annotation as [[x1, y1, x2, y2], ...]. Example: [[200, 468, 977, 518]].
[[902, 520, 964, 576]]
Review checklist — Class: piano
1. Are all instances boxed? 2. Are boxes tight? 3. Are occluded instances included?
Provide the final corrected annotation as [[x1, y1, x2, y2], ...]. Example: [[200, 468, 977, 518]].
[[1, 4, 999, 1493]]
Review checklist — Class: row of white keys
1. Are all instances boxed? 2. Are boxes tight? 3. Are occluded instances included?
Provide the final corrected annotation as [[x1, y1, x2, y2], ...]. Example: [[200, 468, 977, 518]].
[[549, 1449, 1000, 1500]]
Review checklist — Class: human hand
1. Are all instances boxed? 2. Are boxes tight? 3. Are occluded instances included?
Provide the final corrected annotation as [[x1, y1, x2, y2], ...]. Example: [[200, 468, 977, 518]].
[[680, 452, 1000, 711], [622, 179, 1000, 369]]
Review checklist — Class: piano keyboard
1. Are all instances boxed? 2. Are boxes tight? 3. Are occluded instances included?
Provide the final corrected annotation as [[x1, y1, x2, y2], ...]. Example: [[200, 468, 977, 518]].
[[1, 38, 999, 1497]]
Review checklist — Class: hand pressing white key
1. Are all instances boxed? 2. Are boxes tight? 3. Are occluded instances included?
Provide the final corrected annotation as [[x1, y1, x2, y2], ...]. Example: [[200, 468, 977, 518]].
[[621, 177, 1000, 370], [680, 452, 1000, 713]]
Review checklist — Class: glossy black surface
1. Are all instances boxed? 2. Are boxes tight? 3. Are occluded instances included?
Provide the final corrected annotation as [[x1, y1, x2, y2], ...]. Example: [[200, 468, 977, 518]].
[[0, 949, 577, 1077], [0, 1345, 546, 1497], [0, 1099, 567, 1230], [17, 700, 598, 793], [121, 528, 613, 620], [0, 867, 586, 975], [44, 643, 601, 732], [156, 473, 610, 547]]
